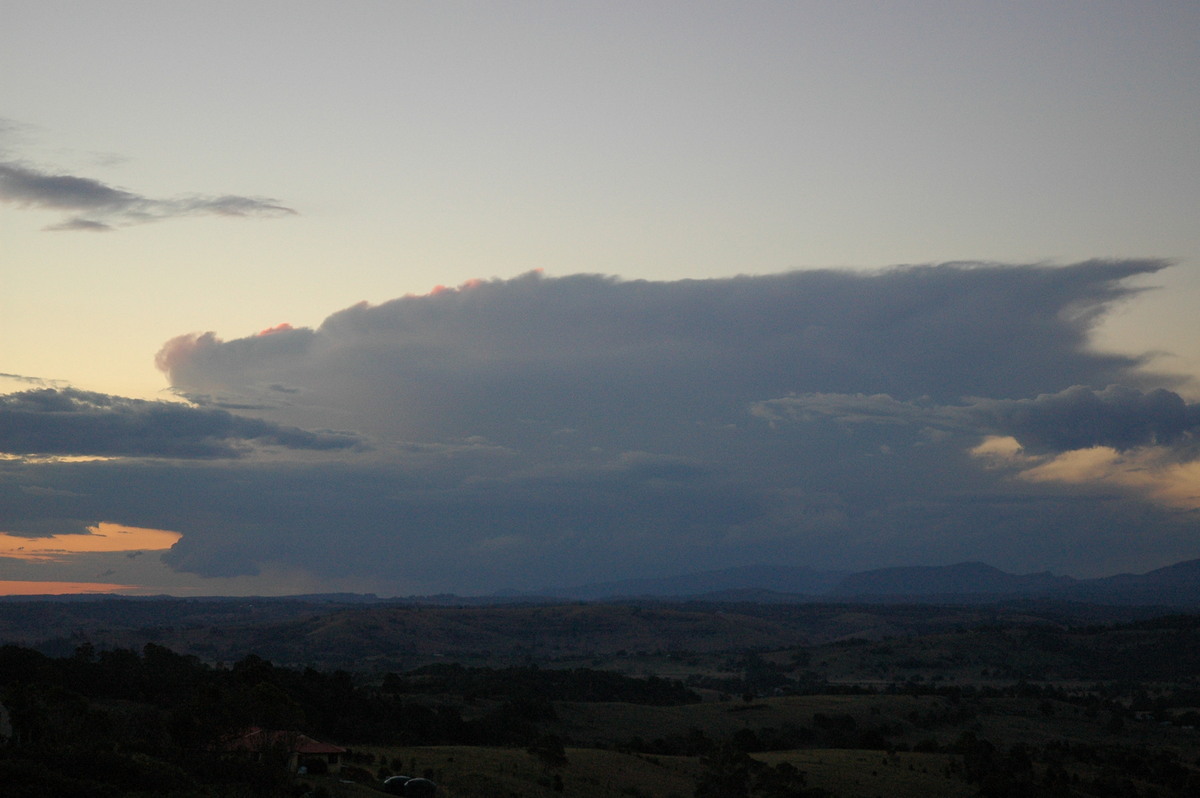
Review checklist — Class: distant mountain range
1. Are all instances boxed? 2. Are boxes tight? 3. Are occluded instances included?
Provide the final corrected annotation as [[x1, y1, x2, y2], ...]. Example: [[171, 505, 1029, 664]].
[[535, 565, 849, 601], [5, 559, 1200, 609], [533, 558, 1200, 606]]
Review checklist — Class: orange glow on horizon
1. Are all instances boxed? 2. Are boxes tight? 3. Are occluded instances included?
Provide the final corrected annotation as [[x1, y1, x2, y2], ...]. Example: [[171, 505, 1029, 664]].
[[0, 580, 137, 596], [0, 522, 182, 562]]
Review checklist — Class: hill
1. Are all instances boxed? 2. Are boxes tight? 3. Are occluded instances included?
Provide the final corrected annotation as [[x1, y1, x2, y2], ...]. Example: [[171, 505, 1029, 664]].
[[545, 557, 1200, 605], [0, 595, 1166, 671], [827, 561, 1075, 598]]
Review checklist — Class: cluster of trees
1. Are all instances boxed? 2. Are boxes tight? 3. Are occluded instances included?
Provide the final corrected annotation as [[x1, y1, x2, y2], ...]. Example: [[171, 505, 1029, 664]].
[[950, 732, 1200, 798], [617, 715, 898, 759], [7, 634, 1200, 797], [694, 744, 827, 798], [0, 642, 704, 796], [690, 652, 798, 697], [0, 644, 351, 796], [382, 662, 700, 705]]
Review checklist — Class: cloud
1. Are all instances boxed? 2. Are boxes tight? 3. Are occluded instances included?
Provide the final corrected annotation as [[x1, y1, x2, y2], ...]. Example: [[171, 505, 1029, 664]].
[[751, 392, 959, 430], [158, 260, 1169, 445], [0, 372, 60, 387], [0, 449, 764, 587], [45, 217, 116, 232], [969, 385, 1200, 454], [952, 387, 1200, 512], [756, 383, 1200, 525], [7, 260, 1199, 594], [0, 387, 360, 458], [0, 159, 295, 230], [755, 384, 1200, 460], [1017, 446, 1200, 511]]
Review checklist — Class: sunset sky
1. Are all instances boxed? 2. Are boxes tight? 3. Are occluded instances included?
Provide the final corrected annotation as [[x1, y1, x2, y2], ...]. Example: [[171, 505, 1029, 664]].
[[3, 2, 1200, 596]]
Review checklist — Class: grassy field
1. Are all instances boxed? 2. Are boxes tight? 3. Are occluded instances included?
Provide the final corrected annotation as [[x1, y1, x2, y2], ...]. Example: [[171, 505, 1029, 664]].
[[8, 600, 1200, 796], [302, 746, 975, 798], [341, 745, 698, 798], [550, 693, 925, 746], [290, 686, 1200, 797], [756, 749, 973, 798]]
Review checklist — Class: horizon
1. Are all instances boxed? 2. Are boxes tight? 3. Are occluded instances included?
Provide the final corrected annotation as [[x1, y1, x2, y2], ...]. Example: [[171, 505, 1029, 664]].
[[0, 554, 1195, 602], [3, 3, 1200, 597]]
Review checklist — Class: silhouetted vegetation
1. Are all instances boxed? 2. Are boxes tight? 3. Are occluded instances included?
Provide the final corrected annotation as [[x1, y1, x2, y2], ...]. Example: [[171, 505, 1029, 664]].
[[6, 605, 1200, 795], [0, 641, 705, 795], [383, 662, 700, 705]]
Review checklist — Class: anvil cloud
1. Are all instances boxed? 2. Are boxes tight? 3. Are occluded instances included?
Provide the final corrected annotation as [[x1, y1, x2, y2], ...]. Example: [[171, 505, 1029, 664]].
[[3, 260, 1198, 595]]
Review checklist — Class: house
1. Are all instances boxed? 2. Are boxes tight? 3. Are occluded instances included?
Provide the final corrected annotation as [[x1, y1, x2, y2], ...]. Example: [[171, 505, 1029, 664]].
[[221, 727, 347, 774]]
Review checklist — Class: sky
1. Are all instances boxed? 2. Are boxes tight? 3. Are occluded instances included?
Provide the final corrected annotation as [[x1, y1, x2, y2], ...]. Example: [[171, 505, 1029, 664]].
[[2, 1, 1199, 596]]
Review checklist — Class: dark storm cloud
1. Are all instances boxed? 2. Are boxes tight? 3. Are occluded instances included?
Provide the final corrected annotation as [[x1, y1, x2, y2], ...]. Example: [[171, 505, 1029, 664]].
[[7, 260, 1195, 594], [0, 387, 359, 458], [0, 160, 295, 230], [4, 411, 1191, 592], [0, 448, 754, 586], [970, 385, 1200, 454], [753, 385, 1200, 455]]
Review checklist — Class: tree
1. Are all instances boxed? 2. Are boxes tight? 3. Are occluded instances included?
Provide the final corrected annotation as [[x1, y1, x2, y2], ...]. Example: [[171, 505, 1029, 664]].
[[528, 733, 568, 771], [695, 744, 752, 798], [753, 762, 811, 798]]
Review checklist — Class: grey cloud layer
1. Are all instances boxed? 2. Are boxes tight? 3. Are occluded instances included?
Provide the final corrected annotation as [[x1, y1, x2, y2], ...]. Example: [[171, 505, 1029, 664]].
[[5, 261, 1196, 593], [0, 388, 359, 458], [0, 161, 295, 230]]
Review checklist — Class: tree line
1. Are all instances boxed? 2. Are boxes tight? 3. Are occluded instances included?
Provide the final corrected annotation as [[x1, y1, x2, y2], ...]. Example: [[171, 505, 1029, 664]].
[[0, 642, 702, 796]]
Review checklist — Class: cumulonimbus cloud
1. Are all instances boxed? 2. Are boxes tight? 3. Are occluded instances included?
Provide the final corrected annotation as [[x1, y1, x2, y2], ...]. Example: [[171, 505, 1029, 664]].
[[0, 160, 295, 231], [7, 260, 1196, 594]]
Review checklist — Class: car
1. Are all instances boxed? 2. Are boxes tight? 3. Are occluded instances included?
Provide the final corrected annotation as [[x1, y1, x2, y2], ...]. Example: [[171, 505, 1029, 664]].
[[402, 778, 437, 797], [382, 775, 412, 795], [382, 775, 437, 796], [384, 772, 436, 792]]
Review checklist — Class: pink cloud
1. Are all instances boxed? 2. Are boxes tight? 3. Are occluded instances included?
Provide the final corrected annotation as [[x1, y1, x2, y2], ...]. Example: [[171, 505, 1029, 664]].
[[154, 331, 219, 375]]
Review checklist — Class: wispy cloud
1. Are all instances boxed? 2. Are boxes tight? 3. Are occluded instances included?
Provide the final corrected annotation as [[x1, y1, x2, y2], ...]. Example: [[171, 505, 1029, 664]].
[[0, 387, 359, 458], [0, 125, 296, 230], [0, 372, 59, 386]]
